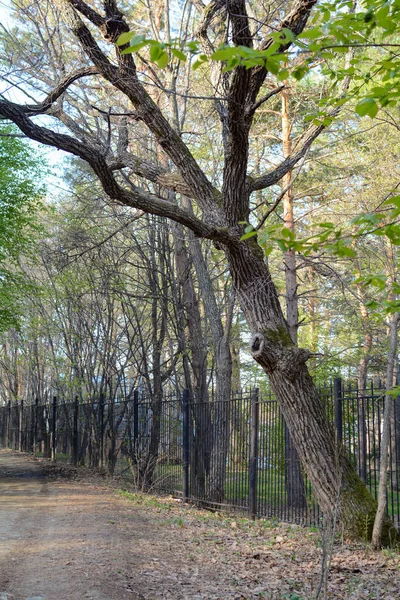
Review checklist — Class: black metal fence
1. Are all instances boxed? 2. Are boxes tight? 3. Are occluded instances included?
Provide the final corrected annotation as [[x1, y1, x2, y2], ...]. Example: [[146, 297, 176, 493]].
[[0, 379, 399, 530]]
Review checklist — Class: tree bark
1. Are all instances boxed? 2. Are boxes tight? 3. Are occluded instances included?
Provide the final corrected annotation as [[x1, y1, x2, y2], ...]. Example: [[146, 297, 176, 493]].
[[172, 220, 212, 497], [372, 312, 399, 549], [281, 85, 307, 512], [227, 241, 397, 543]]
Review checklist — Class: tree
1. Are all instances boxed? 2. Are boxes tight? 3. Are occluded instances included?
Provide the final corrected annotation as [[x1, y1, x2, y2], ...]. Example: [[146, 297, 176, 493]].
[[0, 123, 44, 332], [0, 0, 397, 541]]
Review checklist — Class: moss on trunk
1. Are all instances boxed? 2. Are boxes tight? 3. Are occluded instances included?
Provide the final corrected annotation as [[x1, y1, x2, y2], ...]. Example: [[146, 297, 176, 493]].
[[341, 462, 399, 547]]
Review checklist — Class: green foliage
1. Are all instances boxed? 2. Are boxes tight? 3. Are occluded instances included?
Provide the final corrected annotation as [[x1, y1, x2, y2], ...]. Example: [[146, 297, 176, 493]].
[[117, 1, 400, 117], [0, 124, 46, 330]]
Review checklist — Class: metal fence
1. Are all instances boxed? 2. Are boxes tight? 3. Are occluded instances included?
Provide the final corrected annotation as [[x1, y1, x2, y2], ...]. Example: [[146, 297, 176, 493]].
[[0, 379, 399, 530]]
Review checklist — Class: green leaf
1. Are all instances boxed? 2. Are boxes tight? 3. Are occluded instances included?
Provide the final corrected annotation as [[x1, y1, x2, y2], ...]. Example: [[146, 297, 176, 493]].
[[355, 97, 379, 118], [156, 51, 169, 68], [292, 65, 308, 81], [318, 222, 335, 229], [297, 26, 322, 40], [211, 46, 238, 61], [240, 231, 258, 241], [384, 196, 400, 209], [280, 28, 295, 43], [128, 34, 146, 46], [277, 68, 289, 81], [265, 58, 280, 75], [150, 43, 164, 62], [193, 57, 208, 70], [121, 41, 148, 54], [187, 41, 199, 52], [117, 31, 136, 46], [171, 48, 187, 61]]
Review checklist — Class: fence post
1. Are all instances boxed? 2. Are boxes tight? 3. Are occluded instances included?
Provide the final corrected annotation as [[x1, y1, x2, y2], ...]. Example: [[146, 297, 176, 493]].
[[99, 392, 105, 471], [133, 389, 139, 461], [5, 401, 11, 448], [249, 387, 259, 520], [19, 400, 23, 453], [182, 389, 190, 503], [334, 377, 343, 444], [51, 396, 57, 462], [72, 396, 79, 466], [33, 398, 39, 457]]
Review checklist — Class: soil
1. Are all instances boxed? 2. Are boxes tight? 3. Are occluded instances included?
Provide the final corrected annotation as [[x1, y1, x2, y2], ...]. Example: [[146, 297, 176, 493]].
[[0, 450, 399, 600]]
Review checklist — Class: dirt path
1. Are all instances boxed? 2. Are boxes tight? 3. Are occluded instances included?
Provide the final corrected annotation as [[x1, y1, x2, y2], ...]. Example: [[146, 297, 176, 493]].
[[0, 451, 241, 600], [0, 450, 399, 600]]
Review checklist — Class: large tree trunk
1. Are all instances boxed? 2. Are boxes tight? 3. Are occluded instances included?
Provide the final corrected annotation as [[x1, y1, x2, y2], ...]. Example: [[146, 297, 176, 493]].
[[227, 242, 397, 543]]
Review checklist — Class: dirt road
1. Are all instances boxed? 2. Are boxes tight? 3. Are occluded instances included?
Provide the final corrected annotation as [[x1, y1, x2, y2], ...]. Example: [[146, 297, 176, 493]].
[[0, 450, 399, 600]]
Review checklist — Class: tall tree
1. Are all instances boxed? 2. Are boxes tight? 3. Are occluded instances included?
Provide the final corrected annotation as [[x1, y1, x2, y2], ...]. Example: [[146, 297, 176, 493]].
[[0, 0, 396, 541], [0, 124, 44, 332]]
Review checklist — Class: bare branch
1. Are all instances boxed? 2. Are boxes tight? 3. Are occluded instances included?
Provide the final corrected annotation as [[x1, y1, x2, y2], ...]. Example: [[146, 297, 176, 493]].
[[0, 98, 232, 244], [109, 150, 196, 198], [248, 121, 326, 192], [59, 0, 223, 220], [8, 67, 100, 116], [246, 85, 285, 118], [68, 0, 105, 27]]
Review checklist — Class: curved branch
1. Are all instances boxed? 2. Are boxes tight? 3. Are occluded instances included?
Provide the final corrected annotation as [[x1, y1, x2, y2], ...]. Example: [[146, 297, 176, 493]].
[[12, 67, 100, 116], [109, 150, 197, 198], [248, 120, 326, 192], [60, 0, 223, 220], [247, 0, 318, 107], [68, 0, 105, 27], [0, 99, 232, 244]]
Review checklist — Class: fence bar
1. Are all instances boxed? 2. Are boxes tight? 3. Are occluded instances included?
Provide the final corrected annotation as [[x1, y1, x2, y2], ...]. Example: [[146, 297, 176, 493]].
[[182, 389, 190, 503], [133, 389, 139, 459], [99, 392, 105, 470], [51, 396, 57, 462], [249, 387, 259, 520], [72, 396, 79, 466], [334, 377, 343, 443], [5, 401, 10, 448], [18, 400, 23, 452], [33, 398, 39, 457]]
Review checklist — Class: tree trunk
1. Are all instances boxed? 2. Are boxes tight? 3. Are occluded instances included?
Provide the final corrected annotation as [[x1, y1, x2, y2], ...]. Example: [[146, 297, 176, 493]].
[[281, 86, 307, 512], [227, 241, 397, 543], [173, 220, 212, 497], [372, 312, 399, 549], [185, 220, 233, 504], [355, 256, 373, 483]]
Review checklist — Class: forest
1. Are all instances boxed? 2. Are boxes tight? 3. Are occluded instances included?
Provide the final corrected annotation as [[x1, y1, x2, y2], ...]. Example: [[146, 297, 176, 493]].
[[0, 0, 400, 566]]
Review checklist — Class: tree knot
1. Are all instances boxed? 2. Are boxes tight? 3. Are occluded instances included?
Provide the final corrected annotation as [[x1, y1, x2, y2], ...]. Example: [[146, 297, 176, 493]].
[[101, 18, 129, 43], [250, 332, 265, 358]]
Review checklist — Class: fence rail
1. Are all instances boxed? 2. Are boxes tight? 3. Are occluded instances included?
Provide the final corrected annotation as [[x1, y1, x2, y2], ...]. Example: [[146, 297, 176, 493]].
[[0, 378, 399, 530]]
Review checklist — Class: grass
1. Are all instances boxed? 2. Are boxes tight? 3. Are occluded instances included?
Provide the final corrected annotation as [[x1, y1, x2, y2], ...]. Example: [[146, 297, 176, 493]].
[[43, 451, 400, 528]]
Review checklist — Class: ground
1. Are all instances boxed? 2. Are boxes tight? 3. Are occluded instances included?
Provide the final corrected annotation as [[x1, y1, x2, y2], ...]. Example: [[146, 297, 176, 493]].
[[0, 450, 399, 600]]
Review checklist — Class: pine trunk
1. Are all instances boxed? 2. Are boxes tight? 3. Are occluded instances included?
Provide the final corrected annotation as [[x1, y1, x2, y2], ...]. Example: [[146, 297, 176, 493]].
[[281, 86, 307, 512]]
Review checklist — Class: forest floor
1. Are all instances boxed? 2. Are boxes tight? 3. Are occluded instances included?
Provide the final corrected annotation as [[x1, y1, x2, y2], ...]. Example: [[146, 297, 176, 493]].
[[0, 450, 399, 600]]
